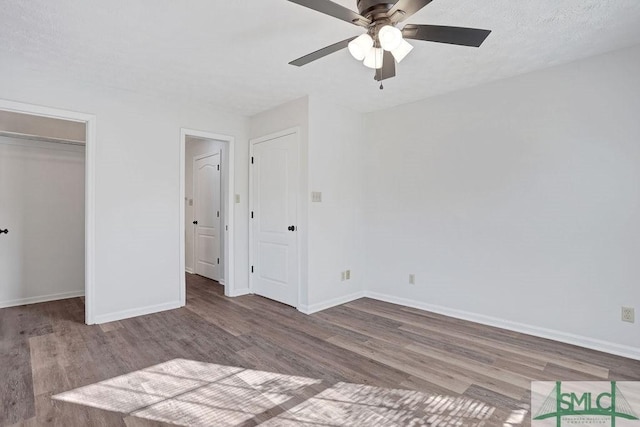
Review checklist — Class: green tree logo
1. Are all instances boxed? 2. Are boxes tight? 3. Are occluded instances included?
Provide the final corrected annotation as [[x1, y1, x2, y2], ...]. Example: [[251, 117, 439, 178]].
[[534, 381, 639, 427]]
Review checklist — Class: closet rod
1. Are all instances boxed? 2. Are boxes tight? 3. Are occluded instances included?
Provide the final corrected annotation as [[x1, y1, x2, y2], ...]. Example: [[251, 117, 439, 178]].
[[0, 130, 85, 147]]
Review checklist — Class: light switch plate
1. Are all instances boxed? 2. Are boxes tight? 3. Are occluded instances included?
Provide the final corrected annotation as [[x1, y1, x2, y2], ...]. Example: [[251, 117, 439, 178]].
[[235, 194, 240, 204]]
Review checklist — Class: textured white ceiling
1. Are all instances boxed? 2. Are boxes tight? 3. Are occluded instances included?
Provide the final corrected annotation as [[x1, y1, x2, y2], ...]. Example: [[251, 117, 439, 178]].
[[2, 0, 640, 116]]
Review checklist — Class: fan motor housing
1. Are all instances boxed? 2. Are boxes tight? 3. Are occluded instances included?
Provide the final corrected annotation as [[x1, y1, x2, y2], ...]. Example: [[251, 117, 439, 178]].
[[357, 0, 394, 20]]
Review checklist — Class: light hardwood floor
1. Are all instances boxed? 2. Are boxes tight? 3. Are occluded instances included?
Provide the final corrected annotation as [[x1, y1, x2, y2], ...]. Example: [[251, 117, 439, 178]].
[[1, 274, 639, 426]]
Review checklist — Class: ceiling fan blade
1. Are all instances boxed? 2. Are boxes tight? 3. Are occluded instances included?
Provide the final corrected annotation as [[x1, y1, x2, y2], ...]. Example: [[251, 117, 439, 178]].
[[387, 0, 433, 23], [402, 24, 491, 47], [288, 0, 370, 27], [289, 37, 357, 67], [375, 51, 396, 81]]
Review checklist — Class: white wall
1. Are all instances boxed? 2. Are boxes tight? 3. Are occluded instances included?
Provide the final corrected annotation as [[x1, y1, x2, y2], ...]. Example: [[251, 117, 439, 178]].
[[185, 137, 225, 278], [307, 97, 366, 310], [0, 137, 85, 307], [364, 45, 640, 357], [0, 58, 249, 323]]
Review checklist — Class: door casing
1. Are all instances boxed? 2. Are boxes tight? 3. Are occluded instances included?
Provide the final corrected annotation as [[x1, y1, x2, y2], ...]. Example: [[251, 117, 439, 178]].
[[180, 128, 235, 302]]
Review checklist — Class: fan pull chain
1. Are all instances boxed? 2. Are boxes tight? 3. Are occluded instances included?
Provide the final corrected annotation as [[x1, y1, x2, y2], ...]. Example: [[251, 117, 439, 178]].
[[377, 50, 384, 90]]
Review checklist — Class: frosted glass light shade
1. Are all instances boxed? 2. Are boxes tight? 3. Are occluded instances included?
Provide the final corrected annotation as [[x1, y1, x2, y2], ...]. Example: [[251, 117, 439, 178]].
[[378, 25, 402, 51], [391, 39, 414, 63], [348, 34, 374, 61], [363, 47, 384, 69]]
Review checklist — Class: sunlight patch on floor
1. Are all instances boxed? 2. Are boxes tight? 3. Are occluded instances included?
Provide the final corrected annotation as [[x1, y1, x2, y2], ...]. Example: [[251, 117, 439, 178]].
[[53, 358, 524, 426], [262, 381, 497, 426], [54, 359, 320, 425]]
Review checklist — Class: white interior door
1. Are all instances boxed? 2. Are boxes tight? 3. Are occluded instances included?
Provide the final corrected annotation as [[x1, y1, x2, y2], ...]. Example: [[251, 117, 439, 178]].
[[251, 131, 299, 307], [194, 152, 221, 281]]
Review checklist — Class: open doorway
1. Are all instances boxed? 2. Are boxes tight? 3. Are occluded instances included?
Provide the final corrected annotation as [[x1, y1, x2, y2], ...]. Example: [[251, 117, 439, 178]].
[[180, 129, 235, 304], [0, 100, 96, 324], [186, 137, 223, 282]]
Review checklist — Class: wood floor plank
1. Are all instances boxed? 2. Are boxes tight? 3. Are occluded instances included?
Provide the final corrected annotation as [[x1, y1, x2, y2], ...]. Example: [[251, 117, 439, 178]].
[[99, 321, 124, 333], [326, 335, 471, 394], [123, 415, 177, 427], [0, 304, 53, 343], [320, 309, 526, 399], [185, 298, 253, 337], [405, 341, 532, 391], [398, 374, 464, 398], [492, 357, 560, 382], [349, 302, 549, 370], [29, 334, 72, 397], [244, 320, 409, 389], [398, 323, 548, 371], [398, 321, 610, 378], [313, 309, 415, 347], [0, 338, 34, 424]]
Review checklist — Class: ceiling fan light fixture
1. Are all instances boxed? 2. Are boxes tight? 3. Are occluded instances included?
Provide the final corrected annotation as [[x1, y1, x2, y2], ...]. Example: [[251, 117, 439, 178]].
[[348, 33, 374, 61], [378, 25, 403, 51], [363, 47, 384, 69], [286, 0, 492, 85], [391, 39, 414, 63]]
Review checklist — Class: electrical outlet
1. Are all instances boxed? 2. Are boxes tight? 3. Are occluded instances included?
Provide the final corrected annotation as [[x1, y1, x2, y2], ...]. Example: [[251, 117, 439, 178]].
[[409, 274, 415, 285], [341, 271, 346, 281], [622, 307, 635, 323], [311, 192, 322, 202], [345, 270, 351, 280]]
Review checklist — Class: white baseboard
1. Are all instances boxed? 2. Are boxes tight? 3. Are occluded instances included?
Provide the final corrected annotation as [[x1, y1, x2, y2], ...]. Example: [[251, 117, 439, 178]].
[[218, 279, 226, 286], [298, 291, 366, 315], [229, 287, 251, 297], [365, 291, 640, 361], [185, 268, 194, 274], [0, 290, 85, 309], [93, 300, 182, 324]]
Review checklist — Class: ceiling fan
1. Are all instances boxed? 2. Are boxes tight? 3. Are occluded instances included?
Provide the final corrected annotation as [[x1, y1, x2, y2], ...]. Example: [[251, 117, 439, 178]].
[[287, 0, 491, 87]]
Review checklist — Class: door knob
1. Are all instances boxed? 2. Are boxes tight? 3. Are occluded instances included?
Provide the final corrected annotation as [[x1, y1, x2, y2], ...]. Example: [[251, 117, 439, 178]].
[[288, 225, 296, 231], [193, 221, 198, 225], [0, 229, 7, 234]]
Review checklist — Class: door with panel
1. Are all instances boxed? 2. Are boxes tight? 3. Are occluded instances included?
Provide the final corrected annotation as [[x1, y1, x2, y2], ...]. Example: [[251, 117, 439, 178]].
[[194, 152, 221, 281], [250, 131, 299, 307]]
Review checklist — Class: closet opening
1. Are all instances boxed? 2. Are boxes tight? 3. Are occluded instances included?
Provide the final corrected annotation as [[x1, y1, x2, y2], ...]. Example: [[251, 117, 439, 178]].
[[0, 101, 96, 324]]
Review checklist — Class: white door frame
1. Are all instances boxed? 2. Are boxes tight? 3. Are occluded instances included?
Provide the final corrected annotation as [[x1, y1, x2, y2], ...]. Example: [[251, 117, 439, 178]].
[[0, 98, 97, 325], [192, 150, 222, 281], [248, 127, 301, 308], [180, 128, 235, 302]]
